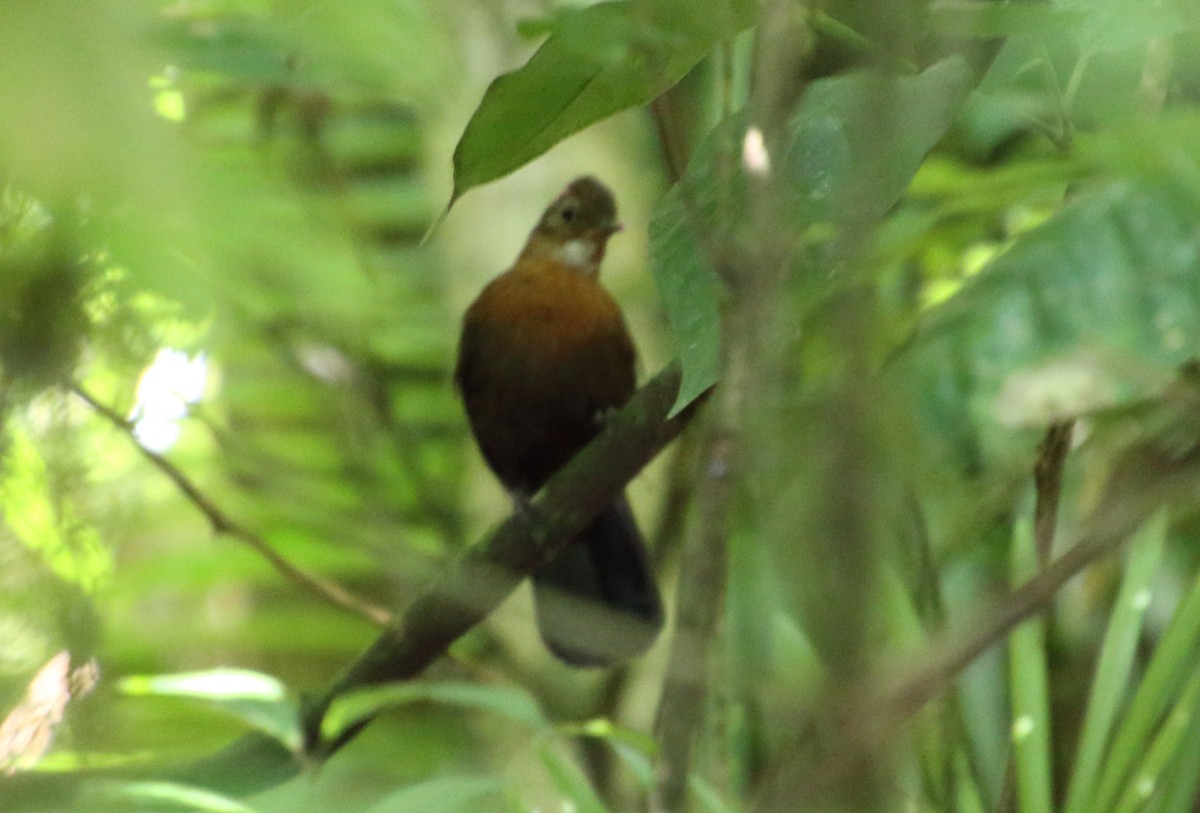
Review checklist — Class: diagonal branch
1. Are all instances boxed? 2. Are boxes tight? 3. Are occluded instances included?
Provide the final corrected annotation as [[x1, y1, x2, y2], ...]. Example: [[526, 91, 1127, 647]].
[[301, 363, 704, 760], [70, 383, 394, 627]]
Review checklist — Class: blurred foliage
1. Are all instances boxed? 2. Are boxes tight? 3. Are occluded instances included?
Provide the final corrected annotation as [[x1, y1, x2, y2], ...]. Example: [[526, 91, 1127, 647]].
[[1, 0, 1200, 812]]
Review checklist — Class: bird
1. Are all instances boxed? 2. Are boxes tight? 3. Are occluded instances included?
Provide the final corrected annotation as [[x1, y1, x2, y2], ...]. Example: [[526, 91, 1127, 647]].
[[455, 176, 663, 666]]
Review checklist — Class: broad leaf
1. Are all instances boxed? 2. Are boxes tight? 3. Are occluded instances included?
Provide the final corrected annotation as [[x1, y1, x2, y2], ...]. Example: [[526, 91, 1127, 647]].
[[651, 56, 976, 414], [451, 0, 755, 201], [895, 180, 1200, 470]]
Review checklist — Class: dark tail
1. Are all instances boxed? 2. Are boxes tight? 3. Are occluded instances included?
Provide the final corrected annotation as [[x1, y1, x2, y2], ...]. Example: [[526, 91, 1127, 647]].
[[532, 496, 663, 666]]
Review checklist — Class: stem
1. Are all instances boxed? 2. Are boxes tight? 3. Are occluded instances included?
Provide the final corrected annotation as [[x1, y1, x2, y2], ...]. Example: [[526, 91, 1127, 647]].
[[1034, 420, 1074, 566], [71, 383, 393, 627]]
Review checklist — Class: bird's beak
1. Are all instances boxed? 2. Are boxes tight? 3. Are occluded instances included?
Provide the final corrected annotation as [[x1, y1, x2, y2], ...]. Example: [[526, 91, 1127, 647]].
[[601, 220, 624, 237]]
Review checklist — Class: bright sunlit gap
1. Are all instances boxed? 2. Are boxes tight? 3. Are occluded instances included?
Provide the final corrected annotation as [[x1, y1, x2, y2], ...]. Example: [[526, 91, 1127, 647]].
[[129, 348, 208, 453]]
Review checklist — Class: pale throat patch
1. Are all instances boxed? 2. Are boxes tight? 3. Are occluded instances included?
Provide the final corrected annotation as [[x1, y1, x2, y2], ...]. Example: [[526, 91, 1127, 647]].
[[555, 238, 598, 272]]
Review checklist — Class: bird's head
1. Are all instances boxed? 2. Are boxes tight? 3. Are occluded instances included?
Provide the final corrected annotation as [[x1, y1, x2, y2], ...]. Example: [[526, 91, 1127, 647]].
[[526, 176, 622, 274]]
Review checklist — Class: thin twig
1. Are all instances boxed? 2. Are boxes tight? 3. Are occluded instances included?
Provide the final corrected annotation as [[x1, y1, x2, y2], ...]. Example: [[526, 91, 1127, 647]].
[[1034, 420, 1075, 566], [70, 383, 393, 627]]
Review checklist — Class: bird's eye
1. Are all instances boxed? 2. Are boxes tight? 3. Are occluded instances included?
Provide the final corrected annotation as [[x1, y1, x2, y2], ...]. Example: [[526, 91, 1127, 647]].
[[559, 203, 577, 223]]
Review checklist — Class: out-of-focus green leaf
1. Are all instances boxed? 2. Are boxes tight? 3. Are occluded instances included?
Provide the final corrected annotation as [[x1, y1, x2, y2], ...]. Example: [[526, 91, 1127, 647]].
[[322, 681, 546, 742], [167, 732, 301, 800], [570, 717, 658, 757], [451, 0, 755, 201], [120, 670, 301, 752], [1008, 501, 1053, 813], [648, 186, 723, 416], [895, 181, 1200, 471], [0, 1, 177, 204], [538, 743, 609, 813], [788, 56, 976, 223], [1068, 0, 1200, 52], [98, 781, 258, 813], [689, 776, 740, 813], [151, 18, 294, 84], [1110, 670, 1200, 813], [651, 56, 975, 415], [930, 1, 1088, 38], [558, 717, 659, 789], [1149, 693, 1200, 813], [0, 426, 111, 594], [1063, 510, 1167, 813], [0, 213, 90, 393], [1091, 537, 1200, 813], [362, 775, 508, 813]]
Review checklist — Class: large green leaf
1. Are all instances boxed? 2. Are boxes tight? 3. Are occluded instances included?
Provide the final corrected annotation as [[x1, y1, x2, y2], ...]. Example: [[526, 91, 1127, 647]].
[[895, 180, 1200, 470], [450, 0, 754, 201], [651, 56, 976, 414]]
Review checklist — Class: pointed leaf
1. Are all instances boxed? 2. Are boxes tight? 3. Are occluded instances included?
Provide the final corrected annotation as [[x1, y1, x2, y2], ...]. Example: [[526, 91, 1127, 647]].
[[452, 0, 755, 200], [120, 669, 301, 752]]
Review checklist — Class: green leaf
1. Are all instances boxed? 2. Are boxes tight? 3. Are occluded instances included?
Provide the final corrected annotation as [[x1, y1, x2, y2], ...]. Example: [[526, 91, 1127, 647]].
[[896, 180, 1200, 472], [96, 781, 258, 813], [689, 776, 741, 813], [151, 18, 294, 84], [569, 716, 659, 758], [1092, 546, 1200, 812], [1147, 693, 1200, 813], [1008, 499, 1054, 813], [167, 732, 302, 801], [1111, 671, 1200, 813], [1063, 510, 1168, 813], [321, 680, 547, 742], [929, 2, 1088, 38], [362, 775, 508, 813], [120, 669, 302, 752], [648, 184, 724, 416], [953, 747, 990, 813], [557, 717, 659, 789], [651, 57, 975, 415], [786, 56, 976, 223], [451, 0, 755, 201], [538, 743, 610, 813]]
